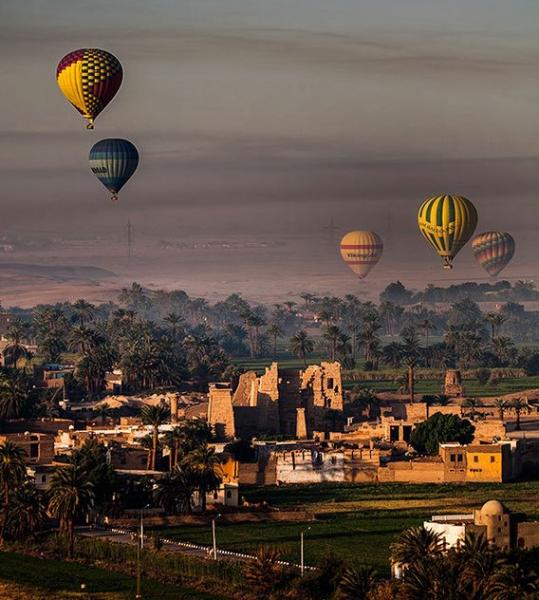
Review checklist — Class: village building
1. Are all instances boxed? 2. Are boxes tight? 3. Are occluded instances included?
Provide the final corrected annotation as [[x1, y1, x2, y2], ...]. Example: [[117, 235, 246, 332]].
[[0, 432, 55, 465], [424, 499, 539, 551]]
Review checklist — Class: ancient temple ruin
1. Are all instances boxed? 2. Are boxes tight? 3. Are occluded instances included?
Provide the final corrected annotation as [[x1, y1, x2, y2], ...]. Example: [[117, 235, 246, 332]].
[[208, 362, 344, 440]]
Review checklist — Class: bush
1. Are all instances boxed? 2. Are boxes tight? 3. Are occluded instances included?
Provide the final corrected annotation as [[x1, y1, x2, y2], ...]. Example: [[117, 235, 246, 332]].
[[476, 368, 491, 386], [410, 413, 475, 455]]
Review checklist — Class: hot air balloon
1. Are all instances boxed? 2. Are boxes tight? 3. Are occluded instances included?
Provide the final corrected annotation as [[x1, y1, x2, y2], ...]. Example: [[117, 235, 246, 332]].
[[56, 49, 122, 129], [340, 231, 383, 279], [89, 138, 139, 201], [417, 194, 477, 269], [472, 231, 515, 277]]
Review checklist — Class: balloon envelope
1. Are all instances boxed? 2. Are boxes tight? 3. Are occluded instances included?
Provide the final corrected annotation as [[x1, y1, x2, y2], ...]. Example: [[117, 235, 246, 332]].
[[417, 194, 477, 269], [340, 231, 383, 279], [89, 138, 139, 200], [56, 49, 122, 129], [472, 231, 515, 277]]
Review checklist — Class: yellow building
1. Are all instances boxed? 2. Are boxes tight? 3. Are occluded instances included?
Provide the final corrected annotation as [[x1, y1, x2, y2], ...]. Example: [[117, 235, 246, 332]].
[[465, 444, 513, 482]]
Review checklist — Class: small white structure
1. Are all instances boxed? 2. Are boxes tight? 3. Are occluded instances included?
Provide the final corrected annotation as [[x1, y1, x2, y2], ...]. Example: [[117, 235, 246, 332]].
[[424, 514, 474, 549], [192, 482, 240, 509]]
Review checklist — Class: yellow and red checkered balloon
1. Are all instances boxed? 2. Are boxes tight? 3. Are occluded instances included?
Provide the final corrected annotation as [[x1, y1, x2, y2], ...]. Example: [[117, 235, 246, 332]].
[[56, 48, 122, 129]]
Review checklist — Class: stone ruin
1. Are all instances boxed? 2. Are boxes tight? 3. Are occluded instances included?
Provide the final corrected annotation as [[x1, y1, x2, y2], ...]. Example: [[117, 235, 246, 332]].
[[208, 362, 344, 441]]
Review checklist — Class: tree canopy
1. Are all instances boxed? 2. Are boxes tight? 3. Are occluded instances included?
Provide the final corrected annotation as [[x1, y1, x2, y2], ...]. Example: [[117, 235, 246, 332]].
[[410, 413, 475, 455]]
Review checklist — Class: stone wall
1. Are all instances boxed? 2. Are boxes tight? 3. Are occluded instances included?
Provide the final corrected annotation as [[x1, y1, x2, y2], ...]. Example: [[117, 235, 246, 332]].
[[378, 459, 445, 483], [207, 384, 236, 441]]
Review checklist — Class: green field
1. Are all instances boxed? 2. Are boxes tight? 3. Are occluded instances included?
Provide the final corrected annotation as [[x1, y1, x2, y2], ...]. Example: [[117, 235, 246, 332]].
[[0, 550, 225, 600], [153, 512, 423, 574], [151, 481, 539, 576], [343, 376, 539, 397]]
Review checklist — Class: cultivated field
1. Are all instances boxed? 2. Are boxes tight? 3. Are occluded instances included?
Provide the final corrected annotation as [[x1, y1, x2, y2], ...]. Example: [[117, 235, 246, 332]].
[[0, 551, 223, 600], [151, 481, 539, 575]]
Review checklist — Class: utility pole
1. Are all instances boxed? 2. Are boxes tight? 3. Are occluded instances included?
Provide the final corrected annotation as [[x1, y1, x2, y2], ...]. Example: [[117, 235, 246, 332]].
[[136, 507, 145, 599], [135, 511, 142, 599], [212, 513, 221, 560], [300, 526, 311, 576]]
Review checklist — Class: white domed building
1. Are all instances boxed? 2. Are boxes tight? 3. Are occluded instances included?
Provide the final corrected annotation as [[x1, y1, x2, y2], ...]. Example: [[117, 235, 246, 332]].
[[423, 499, 539, 552]]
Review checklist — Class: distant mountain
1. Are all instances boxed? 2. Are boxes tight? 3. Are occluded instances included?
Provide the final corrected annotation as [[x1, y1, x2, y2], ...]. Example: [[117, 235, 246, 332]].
[[0, 263, 115, 282]]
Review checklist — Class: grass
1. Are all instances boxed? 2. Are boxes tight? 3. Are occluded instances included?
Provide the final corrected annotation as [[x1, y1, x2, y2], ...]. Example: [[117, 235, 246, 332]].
[[151, 481, 539, 576], [343, 376, 539, 397], [0, 550, 225, 600], [152, 512, 422, 575], [233, 354, 326, 372]]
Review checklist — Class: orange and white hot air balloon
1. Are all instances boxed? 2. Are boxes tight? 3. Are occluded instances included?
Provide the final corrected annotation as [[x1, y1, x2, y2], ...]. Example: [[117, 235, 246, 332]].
[[340, 231, 383, 279]]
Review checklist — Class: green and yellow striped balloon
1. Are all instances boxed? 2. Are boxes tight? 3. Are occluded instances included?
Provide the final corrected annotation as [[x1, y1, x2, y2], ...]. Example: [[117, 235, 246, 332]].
[[417, 194, 478, 269]]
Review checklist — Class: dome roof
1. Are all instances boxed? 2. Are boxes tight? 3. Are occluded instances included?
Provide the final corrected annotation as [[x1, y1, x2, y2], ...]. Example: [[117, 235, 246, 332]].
[[480, 500, 505, 516]]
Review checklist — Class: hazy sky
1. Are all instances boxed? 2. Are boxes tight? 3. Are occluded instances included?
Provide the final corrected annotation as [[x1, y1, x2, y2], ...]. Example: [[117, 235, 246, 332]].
[[0, 0, 538, 293]]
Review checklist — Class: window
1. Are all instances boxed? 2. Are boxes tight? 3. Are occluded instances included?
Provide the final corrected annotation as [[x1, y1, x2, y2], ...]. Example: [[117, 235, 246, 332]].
[[473, 456, 479, 463], [457, 455, 463, 463], [41, 475, 46, 483], [30, 444, 39, 458], [450, 454, 456, 462], [226, 490, 232, 499], [327, 378, 334, 389], [490, 456, 496, 463]]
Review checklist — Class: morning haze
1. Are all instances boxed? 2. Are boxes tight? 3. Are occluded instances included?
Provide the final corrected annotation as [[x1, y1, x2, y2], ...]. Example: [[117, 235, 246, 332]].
[[0, 0, 538, 306]]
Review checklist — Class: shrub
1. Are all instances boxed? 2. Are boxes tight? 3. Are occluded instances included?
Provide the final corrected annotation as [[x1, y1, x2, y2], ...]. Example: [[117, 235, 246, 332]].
[[476, 368, 491, 386]]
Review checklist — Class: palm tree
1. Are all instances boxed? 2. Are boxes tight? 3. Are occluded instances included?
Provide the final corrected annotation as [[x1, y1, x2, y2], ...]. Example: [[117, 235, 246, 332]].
[[383, 342, 403, 369], [0, 368, 35, 420], [154, 465, 196, 514], [94, 402, 112, 425], [490, 336, 516, 367], [400, 326, 421, 403], [336, 565, 378, 600], [7, 480, 46, 541], [266, 324, 284, 359], [164, 312, 184, 342], [485, 312, 507, 338], [72, 299, 95, 327], [68, 325, 95, 355], [3, 318, 30, 367], [510, 398, 528, 431], [390, 526, 444, 569], [243, 546, 288, 599], [0, 442, 27, 545], [48, 465, 94, 557], [457, 531, 501, 597], [420, 318, 436, 351], [487, 563, 538, 599], [494, 398, 508, 422], [323, 325, 342, 361], [290, 330, 314, 366], [184, 444, 222, 512], [141, 404, 170, 470], [400, 555, 462, 600]]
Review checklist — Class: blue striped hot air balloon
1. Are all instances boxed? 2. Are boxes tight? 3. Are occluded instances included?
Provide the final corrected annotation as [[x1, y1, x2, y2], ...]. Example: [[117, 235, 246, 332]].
[[89, 138, 139, 201]]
